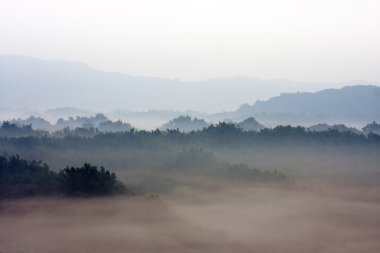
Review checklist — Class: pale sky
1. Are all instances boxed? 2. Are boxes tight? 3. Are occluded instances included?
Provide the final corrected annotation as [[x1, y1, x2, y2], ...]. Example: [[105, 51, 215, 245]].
[[0, 0, 379, 83]]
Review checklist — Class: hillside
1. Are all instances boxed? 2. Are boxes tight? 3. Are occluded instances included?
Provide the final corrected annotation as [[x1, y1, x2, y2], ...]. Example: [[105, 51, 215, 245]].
[[234, 85, 380, 126], [160, 115, 209, 132], [237, 117, 266, 131], [0, 55, 321, 112]]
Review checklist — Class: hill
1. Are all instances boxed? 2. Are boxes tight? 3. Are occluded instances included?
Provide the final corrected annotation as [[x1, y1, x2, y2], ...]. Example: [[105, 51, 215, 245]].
[[0, 55, 323, 112], [234, 85, 380, 126], [160, 115, 209, 132], [237, 117, 266, 131]]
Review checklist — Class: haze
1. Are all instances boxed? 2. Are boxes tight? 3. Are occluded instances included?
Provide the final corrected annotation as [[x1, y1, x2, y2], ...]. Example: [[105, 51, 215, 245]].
[[1, 1, 380, 253], [1, 0, 380, 83]]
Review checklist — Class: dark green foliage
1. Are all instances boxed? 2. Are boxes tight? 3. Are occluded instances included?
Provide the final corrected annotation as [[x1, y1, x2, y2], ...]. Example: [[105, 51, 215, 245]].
[[0, 121, 47, 138], [58, 163, 125, 196], [1, 122, 378, 147], [0, 155, 126, 198], [0, 154, 59, 197], [0, 124, 378, 194]]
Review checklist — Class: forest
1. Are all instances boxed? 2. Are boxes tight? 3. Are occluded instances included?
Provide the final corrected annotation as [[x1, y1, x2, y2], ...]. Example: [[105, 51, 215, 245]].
[[1, 120, 379, 253], [2, 1, 380, 251], [0, 155, 127, 198], [0, 121, 379, 195]]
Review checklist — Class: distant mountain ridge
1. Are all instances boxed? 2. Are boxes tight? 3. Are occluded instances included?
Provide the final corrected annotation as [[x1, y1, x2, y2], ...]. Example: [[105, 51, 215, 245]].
[[0, 55, 332, 112], [233, 85, 380, 126], [237, 117, 266, 131], [1, 85, 379, 128], [9, 113, 132, 132], [1, 55, 379, 127], [160, 115, 209, 132]]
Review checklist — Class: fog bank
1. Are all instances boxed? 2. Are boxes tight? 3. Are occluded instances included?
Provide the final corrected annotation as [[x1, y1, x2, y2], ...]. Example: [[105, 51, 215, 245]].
[[1, 185, 380, 253]]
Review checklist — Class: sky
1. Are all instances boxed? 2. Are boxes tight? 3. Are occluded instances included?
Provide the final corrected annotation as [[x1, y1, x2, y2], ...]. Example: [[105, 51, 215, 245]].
[[0, 0, 380, 83]]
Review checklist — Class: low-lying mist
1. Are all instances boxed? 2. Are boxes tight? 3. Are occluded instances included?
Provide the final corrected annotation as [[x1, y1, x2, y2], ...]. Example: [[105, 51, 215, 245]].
[[1, 124, 379, 252], [1, 184, 380, 253]]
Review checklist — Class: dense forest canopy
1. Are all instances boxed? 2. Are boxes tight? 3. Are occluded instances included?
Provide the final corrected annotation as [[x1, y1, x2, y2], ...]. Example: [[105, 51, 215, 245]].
[[1, 120, 379, 142], [0, 155, 127, 198], [0, 121, 379, 194]]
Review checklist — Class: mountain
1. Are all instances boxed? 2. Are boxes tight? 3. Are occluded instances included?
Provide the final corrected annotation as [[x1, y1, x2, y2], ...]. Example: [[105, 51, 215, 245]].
[[2, 55, 379, 127], [9, 116, 52, 130], [0, 55, 178, 111], [160, 115, 209, 132], [308, 123, 362, 134], [237, 117, 266, 131], [233, 85, 380, 126], [9, 113, 133, 132], [43, 107, 95, 121], [0, 55, 326, 113]]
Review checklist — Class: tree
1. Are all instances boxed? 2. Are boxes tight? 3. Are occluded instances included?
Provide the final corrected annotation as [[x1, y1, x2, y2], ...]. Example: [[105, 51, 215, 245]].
[[0, 155, 127, 198], [58, 163, 125, 196]]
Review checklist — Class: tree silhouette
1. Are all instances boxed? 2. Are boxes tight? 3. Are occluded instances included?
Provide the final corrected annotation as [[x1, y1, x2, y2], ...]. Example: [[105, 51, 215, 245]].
[[58, 163, 125, 196]]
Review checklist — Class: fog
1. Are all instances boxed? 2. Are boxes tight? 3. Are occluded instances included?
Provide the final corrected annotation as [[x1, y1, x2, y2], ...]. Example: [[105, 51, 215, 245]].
[[1, 0, 380, 83], [0, 55, 332, 113], [1, 184, 380, 253], [1, 0, 379, 251], [1, 126, 380, 252]]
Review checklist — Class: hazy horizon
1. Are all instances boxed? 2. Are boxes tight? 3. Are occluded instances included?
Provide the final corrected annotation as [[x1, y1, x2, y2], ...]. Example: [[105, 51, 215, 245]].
[[1, 2, 380, 253], [1, 54, 379, 115], [1, 0, 379, 84], [2, 0, 380, 113], [3, 53, 380, 87]]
